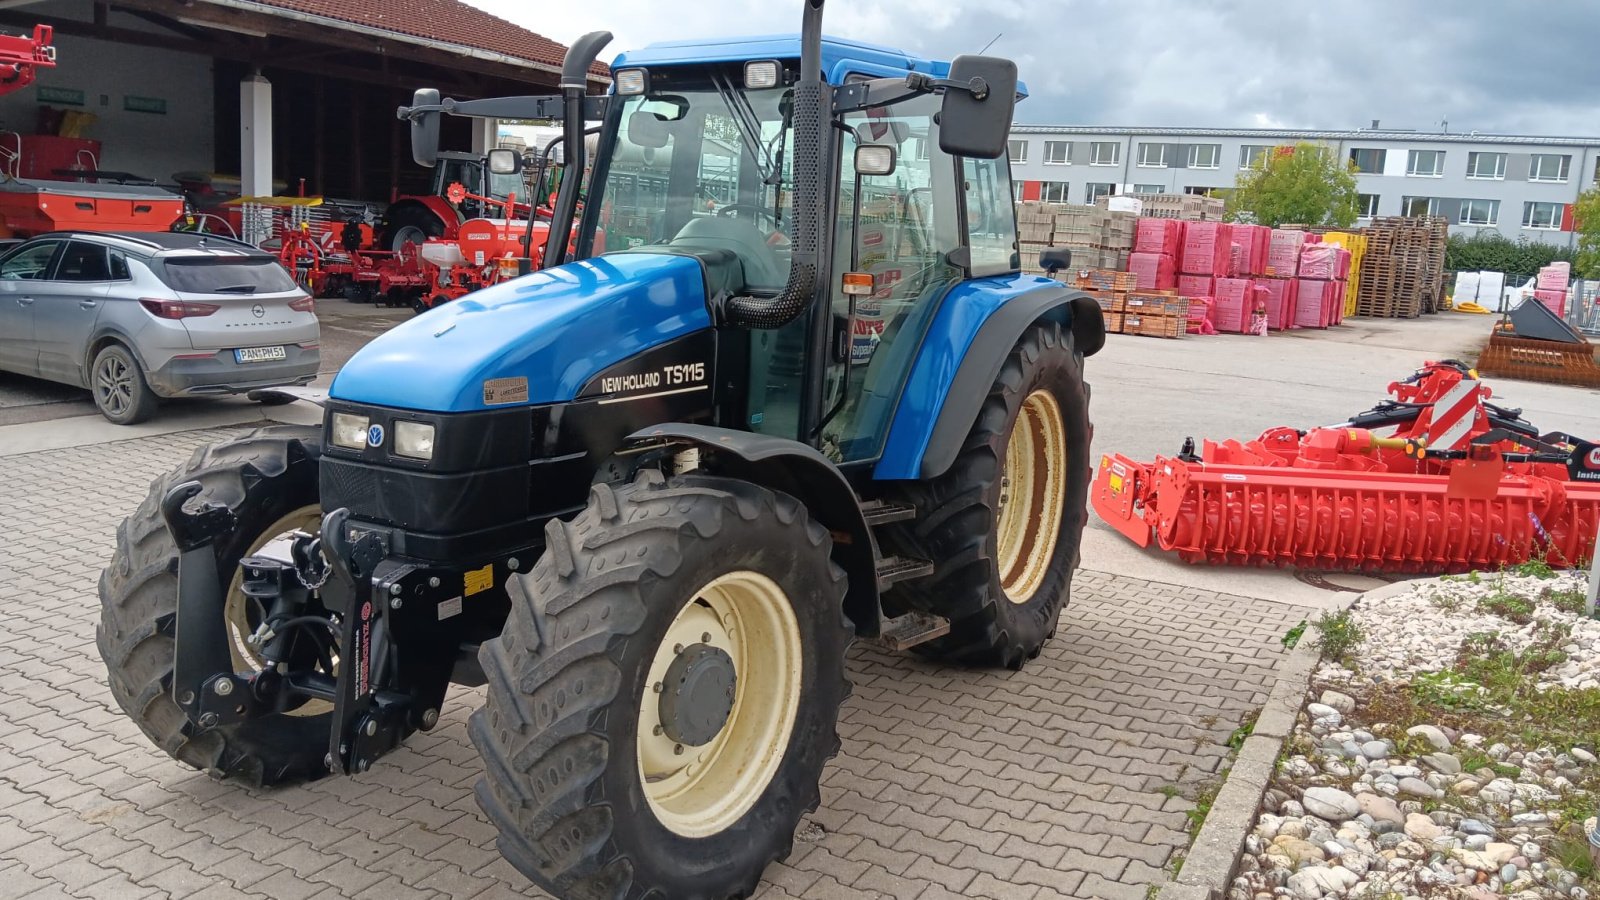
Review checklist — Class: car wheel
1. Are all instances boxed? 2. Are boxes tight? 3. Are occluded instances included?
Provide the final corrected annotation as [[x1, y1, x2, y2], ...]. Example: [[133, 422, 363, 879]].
[[91, 344, 159, 425]]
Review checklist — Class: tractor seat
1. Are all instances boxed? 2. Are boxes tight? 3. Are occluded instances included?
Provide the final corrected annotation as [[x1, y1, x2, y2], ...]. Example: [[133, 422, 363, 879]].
[[666, 216, 787, 291]]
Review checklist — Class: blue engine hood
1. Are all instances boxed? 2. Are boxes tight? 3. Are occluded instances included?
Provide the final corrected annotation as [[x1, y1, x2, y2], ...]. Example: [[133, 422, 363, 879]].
[[330, 253, 712, 412]]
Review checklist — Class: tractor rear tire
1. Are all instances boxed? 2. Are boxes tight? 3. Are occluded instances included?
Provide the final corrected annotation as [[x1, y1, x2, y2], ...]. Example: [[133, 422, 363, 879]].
[[380, 204, 445, 256], [96, 426, 339, 786], [883, 321, 1091, 669], [471, 471, 851, 900]]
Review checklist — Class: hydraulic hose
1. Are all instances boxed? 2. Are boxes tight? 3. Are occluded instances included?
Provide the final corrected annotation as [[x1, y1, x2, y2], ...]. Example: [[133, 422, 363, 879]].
[[718, 0, 825, 329]]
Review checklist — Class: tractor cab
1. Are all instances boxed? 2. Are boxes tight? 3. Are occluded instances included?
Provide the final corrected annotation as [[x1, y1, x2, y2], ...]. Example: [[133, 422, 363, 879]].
[[429, 151, 524, 219]]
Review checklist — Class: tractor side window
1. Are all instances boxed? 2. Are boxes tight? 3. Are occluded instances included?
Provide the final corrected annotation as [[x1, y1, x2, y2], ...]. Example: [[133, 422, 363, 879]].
[[962, 156, 1019, 276], [819, 92, 961, 463]]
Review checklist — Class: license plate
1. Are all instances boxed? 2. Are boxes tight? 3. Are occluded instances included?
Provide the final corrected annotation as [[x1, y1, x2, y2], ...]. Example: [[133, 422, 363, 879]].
[[235, 346, 287, 364]]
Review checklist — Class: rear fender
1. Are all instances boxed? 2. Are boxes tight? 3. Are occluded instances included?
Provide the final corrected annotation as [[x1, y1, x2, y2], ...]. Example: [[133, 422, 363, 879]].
[[623, 424, 882, 637], [876, 276, 1103, 481]]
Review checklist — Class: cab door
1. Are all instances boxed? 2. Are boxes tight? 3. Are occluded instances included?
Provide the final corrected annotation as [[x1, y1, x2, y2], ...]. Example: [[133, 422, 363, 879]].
[[817, 93, 961, 463]]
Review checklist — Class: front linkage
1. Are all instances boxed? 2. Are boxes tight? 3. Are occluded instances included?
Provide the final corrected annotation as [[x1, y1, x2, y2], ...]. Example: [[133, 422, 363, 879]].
[[160, 484, 493, 775]]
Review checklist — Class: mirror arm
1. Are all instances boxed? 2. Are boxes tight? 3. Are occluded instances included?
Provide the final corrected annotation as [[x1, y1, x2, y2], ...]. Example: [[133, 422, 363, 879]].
[[904, 72, 990, 100]]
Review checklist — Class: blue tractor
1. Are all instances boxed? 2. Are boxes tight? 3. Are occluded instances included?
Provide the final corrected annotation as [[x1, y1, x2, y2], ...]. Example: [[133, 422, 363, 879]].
[[97, 2, 1104, 896]]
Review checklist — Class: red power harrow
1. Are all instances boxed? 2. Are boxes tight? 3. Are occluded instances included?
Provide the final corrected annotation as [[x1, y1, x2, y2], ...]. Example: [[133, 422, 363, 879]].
[[0, 25, 54, 97], [1093, 361, 1600, 572]]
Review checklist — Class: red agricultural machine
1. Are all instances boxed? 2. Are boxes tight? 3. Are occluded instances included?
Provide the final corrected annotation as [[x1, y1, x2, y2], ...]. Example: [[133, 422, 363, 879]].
[[1093, 361, 1600, 572], [0, 25, 54, 97]]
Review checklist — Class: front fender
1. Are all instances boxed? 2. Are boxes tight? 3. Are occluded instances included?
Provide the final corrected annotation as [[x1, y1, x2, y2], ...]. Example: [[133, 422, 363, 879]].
[[624, 424, 882, 637], [875, 275, 1102, 481]]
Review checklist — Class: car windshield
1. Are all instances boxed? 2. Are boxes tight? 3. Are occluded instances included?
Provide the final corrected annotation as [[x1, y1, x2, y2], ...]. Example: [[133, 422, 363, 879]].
[[161, 257, 298, 294], [598, 68, 795, 290]]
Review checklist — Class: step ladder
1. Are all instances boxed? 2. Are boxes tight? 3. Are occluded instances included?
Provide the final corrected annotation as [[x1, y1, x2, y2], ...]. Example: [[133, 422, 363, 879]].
[[858, 499, 948, 650]]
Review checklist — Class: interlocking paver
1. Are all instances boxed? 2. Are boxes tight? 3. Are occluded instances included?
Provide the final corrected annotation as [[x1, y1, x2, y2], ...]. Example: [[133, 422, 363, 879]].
[[0, 429, 1301, 898]]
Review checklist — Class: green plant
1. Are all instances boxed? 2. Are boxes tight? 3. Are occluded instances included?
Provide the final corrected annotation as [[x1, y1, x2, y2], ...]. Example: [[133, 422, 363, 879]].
[[1183, 770, 1227, 832], [1227, 711, 1258, 752], [1576, 183, 1600, 280], [1427, 588, 1467, 612], [1476, 585, 1536, 624], [1543, 586, 1589, 615], [1226, 143, 1359, 228], [1281, 619, 1307, 650], [1155, 784, 1182, 799], [1550, 836, 1598, 881], [1511, 558, 1558, 580], [1445, 230, 1578, 283], [1313, 610, 1364, 663]]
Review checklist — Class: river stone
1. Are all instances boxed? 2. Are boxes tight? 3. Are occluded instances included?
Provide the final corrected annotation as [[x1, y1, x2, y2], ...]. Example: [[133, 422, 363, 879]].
[[1404, 813, 1447, 842], [1271, 835, 1326, 864], [1303, 787, 1361, 821], [1399, 777, 1438, 798], [1422, 752, 1462, 775], [1407, 724, 1452, 750], [1286, 866, 1357, 900], [1357, 793, 1405, 826], [1360, 740, 1390, 760], [1319, 690, 1356, 714]]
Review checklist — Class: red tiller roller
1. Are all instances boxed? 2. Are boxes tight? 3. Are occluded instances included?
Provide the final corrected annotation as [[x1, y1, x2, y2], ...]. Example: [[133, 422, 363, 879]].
[[1094, 361, 1600, 572]]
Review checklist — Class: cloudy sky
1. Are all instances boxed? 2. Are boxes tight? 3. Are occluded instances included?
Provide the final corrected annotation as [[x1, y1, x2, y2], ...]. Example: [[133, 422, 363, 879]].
[[466, 0, 1600, 136]]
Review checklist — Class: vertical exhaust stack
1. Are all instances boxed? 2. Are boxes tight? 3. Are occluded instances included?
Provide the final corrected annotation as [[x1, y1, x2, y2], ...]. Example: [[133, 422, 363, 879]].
[[719, 0, 826, 328], [542, 30, 612, 270]]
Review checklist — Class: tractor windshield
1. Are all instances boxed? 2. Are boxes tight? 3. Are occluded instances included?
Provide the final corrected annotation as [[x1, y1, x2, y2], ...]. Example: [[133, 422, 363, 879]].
[[597, 67, 794, 291]]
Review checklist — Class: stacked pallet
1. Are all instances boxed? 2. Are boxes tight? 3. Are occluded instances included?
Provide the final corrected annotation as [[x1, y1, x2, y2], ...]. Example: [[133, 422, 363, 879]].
[[1097, 193, 1225, 221], [1073, 270, 1191, 339], [1352, 216, 1447, 318], [1017, 202, 1136, 275]]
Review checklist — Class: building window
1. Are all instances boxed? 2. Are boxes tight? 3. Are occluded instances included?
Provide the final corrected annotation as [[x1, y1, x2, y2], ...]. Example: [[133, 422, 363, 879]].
[[1466, 152, 1506, 180], [1523, 201, 1565, 229], [1406, 150, 1445, 177], [1089, 142, 1120, 166], [1042, 141, 1070, 165], [1240, 145, 1273, 169], [1349, 148, 1386, 175], [1007, 139, 1027, 163], [1184, 186, 1216, 196], [1040, 181, 1070, 203], [1137, 142, 1167, 168], [1012, 180, 1025, 201], [1458, 199, 1500, 226], [1401, 196, 1441, 217], [1133, 183, 1165, 194], [1357, 193, 1380, 218], [1187, 144, 1221, 169], [1528, 153, 1571, 182], [1085, 182, 1116, 204]]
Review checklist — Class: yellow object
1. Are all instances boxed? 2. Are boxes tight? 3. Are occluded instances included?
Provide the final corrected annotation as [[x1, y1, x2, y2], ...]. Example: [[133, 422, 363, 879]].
[[1451, 302, 1492, 314], [1320, 232, 1368, 317], [464, 563, 494, 596]]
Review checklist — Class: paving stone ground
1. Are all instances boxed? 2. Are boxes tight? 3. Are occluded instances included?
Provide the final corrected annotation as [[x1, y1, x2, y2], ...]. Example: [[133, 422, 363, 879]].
[[0, 429, 1303, 899]]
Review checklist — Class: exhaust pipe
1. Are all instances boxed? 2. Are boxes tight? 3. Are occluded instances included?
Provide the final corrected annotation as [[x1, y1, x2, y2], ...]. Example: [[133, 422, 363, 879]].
[[542, 30, 612, 270], [719, 0, 825, 329]]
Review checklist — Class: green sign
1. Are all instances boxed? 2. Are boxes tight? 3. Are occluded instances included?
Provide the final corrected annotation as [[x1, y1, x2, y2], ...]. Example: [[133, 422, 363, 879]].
[[123, 95, 167, 115], [37, 86, 84, 106]]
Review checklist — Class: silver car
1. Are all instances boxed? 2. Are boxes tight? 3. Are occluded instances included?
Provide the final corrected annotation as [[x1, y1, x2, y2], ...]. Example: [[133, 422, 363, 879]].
[[0, 232, 320, 424]]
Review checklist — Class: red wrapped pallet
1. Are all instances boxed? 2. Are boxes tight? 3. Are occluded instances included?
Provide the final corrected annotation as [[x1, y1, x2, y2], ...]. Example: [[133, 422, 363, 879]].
[[1251, 225, 1271, 275], [1255, 277, 1298, 330], [1295, 278, 1332, 329], [1127, 251, 1177, 291], [1538, 262, 1571, 293], [1181, 221, 1233, 276], [1185, 296, 1216, 335], [1534, 289, 1567, 318], [1178, 274, 1214, 298], [1228, 242, 1244, 277], [1265, 229, 1306, 277], [1298, 245, 1342, 280], [1212, 277, 1252, 333], [1134, 217, 1184, 256]]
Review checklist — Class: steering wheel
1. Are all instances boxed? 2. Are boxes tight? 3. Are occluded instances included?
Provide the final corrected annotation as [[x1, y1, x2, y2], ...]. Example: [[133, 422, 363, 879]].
[[716, 204, 780, 229]]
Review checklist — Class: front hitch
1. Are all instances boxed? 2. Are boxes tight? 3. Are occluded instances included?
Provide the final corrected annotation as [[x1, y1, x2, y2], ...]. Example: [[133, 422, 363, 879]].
[[161, 481, 243, 726]]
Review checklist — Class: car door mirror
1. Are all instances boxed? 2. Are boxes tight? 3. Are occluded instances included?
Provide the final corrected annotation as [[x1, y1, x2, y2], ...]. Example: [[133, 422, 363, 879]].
[[937, 55, 1018, 159]]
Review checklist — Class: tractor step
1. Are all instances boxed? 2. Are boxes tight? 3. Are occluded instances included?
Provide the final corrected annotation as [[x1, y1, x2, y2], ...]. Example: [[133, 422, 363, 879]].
[[874, 555, 933, 590], [873, 611, 950, 651], [859, 499, 916, 527]]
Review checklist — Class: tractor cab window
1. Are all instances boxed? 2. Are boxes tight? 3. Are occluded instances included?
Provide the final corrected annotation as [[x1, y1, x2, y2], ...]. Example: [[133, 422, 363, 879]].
[[597, 67, 795, 293], [962, 156, 1020, 276], [818, 92, 962, 463]]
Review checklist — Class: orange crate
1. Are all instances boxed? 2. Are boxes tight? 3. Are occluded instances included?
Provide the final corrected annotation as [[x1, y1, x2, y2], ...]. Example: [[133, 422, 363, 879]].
[[1074, 269, 1138, 292], [1122, 313, 1185, 339], [1122, 293, 1189, 317], [1106, 312, 1125, 333]]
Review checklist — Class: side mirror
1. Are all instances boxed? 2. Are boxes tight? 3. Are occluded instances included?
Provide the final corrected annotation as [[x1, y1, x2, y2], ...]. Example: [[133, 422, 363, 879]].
[[855, 144, 896, 177], [486, 148, 522, 175], [627, 110, 671, 150], [1040, 247, 1073, 275], [408, 88, 441, 168], [937, 55, 1018, 159]]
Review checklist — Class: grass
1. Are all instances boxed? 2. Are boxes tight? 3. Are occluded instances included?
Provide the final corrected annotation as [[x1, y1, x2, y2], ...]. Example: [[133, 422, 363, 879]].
[[1226, 711, 1257, 752], [1281, 619, 1307, 650], [1313, 610, 1364, 664], [1550, 837, 1598, 881], [1510, 557, 1559, 580], [1543, 584, 1593, 616], [1183, 769, 1227, 832], [1476, 583, 1537, 624]]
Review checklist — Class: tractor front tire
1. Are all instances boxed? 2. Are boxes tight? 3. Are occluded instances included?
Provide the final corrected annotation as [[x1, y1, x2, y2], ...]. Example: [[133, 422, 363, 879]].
[[96, 426, 337, 786], [471, 472, 851, 900], [884, 321, 1091, 669]]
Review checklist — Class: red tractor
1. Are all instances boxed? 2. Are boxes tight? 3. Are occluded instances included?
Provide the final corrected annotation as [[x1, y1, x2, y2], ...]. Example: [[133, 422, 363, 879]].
[[378, 151, 536, 253]]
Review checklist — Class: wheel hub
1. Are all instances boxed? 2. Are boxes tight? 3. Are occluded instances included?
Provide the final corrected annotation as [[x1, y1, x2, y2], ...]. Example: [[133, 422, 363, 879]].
[[657, 643, 737, 746]]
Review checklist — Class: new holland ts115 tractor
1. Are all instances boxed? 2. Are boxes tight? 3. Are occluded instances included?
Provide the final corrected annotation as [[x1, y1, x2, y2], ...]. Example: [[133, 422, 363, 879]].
[[97, 3, 1105, 896]]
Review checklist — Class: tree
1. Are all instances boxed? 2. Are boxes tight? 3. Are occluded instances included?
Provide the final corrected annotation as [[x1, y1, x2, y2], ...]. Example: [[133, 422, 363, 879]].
[[1445, 231, 1575, 281], [1574, 184, 1600, 279], [1225, 142, 1359, 228]]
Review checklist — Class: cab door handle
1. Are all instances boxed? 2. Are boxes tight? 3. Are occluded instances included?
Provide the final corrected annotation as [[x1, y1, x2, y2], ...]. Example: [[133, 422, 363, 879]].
[[16, 296, 33, 306], [79, 299, 98, 309]]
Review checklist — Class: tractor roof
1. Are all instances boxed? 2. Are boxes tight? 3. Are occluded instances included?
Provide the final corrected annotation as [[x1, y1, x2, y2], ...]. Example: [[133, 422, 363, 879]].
[[613, 34, 1028, 95]]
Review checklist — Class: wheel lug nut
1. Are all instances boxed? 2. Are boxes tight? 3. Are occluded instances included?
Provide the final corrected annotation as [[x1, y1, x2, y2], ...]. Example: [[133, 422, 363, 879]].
[[673, 644, 683, 654], [653, 725, 663, 736], [652, 682, 663, 693], [701, 632, 711, 643], [674, 744, 684, 756]]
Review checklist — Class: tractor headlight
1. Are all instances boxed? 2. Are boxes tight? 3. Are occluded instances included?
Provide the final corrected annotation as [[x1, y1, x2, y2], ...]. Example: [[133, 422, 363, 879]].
[[744, 60, 780, 89], [393, 421, 437, 461], [331, 412, 370, 450], [615, 68, 648, 96]]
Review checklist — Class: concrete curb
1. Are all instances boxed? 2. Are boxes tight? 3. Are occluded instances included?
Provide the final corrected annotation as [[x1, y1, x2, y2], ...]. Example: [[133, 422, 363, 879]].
[[1155, 579, 1423, 900]]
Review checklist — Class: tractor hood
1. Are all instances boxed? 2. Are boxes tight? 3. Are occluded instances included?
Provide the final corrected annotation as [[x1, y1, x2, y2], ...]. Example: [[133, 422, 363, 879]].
[[330, 253, 713, 412]]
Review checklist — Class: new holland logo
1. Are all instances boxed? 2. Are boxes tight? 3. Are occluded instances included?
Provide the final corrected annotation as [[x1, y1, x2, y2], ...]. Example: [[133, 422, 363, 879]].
[[367, 424, 385, 447]]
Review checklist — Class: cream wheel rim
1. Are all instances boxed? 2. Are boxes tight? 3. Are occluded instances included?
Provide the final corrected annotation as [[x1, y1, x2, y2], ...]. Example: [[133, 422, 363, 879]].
[[223, 504, 331, 717], [996, 390, 1067, 603], [636, 570, 803, 838]]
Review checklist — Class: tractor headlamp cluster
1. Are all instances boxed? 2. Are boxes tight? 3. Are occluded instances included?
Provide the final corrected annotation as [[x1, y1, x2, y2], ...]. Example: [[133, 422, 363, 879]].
[[615, 68, 648, 96], [331, 412, 370, 450], [393, 421, 437, 460], [743, 60, 780, 89]]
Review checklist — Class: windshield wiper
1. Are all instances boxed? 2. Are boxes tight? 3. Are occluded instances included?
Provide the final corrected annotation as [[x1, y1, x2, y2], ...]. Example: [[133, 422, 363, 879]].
[[711, 72, 773, 184], [211, 285, 258, 294]]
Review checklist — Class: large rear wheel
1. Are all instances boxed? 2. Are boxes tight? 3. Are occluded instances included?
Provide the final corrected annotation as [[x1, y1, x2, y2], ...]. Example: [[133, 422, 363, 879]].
[[471, 471, 851, 899], [883, 320, 1091, 668]]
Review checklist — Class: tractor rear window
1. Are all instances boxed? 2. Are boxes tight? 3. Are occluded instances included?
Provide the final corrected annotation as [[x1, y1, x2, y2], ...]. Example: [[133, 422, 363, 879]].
[[160, 258, 297, 294]]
